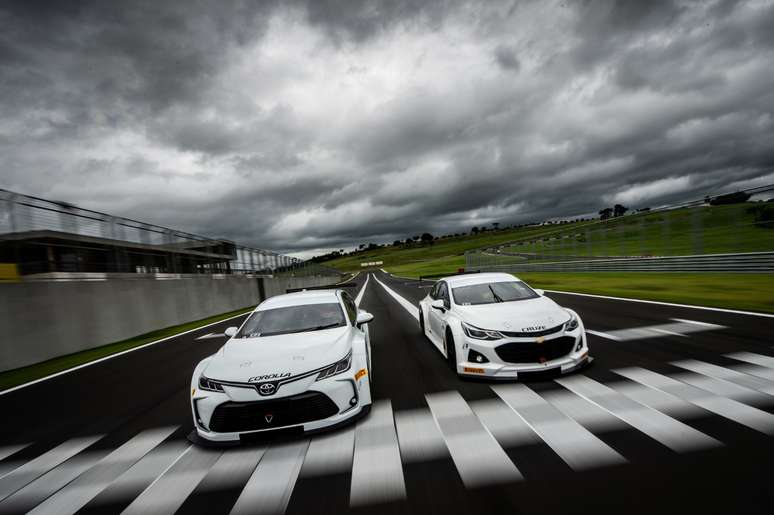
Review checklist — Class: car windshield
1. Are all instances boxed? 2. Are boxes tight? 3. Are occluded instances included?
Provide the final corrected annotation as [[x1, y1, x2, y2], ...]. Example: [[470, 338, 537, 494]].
[[452, 281, 538, 305], [236, 303, 346, 338]]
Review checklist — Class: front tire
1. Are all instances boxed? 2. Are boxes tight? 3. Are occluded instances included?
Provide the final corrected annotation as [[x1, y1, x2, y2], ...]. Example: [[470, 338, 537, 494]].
[[445, 328, 458, 374]]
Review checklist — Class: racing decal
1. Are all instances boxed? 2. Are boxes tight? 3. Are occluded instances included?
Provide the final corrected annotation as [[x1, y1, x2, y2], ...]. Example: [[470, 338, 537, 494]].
[[355, 368, 368, 381], [248, 372, 291, 382]]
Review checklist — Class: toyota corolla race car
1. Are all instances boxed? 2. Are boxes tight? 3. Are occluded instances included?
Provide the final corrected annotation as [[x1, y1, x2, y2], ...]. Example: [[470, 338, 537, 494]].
[[191, 289, 374, 442], [418, 272, 590, 380]]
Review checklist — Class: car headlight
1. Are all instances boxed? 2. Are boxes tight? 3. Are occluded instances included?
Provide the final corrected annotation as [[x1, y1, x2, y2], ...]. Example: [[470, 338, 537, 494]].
[[316, 350, 352, 381], [198, 375, 224, 392], [565, 311, 580, 331], [462, 322, 504, 341]]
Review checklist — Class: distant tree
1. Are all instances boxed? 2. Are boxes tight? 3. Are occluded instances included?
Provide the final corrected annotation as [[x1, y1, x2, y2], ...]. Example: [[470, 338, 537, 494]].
[[471, 226, 479, 234], [420, 232, 434, 244], [367, 243, 378, 250], [613, 204, 629, 217], [492, 222, 500, 230], [599, 208, 613, 220], [709, 191, 752, 206], [358, 243, 366, 250], [412, 235, 420, 241], [392, 240, 402, 246]]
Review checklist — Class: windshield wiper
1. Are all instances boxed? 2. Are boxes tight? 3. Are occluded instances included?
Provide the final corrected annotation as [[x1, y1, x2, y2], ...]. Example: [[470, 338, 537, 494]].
[[488, 285, 504, 303]]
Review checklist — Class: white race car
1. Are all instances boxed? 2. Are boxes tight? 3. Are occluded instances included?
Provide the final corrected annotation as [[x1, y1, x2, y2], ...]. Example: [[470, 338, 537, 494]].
[[418, 272, 590, 380], [191, 289, 373, 442]]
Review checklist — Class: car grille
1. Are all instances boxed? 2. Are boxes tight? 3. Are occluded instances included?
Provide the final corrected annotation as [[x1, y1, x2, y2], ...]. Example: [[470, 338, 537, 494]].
[[500, 323, 565, 338], [209, 391, 339, 433], [495, 336, 576, 364]]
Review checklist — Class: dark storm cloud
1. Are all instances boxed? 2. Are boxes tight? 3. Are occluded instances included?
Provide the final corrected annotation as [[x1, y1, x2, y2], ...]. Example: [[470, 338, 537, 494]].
[[1, 0, 773, 256]]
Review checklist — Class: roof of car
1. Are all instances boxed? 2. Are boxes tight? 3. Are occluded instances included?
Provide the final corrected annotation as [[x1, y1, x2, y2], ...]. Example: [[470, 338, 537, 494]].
[[442, 272, 520, 287], [256, 289, 342, 310]]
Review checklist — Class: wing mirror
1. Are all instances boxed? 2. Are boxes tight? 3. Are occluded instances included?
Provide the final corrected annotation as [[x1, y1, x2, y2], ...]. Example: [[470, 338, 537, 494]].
[[430, 299, 446, 311], [224, 326, 238, 338], [356, 310, 374, 326], [534, 289, 545, 296]]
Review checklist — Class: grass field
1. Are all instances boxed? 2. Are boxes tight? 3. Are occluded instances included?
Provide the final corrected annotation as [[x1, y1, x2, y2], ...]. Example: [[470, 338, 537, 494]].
[[387, 270, 774, 314], [501, 203, 774, 258], [321, 203, 774, 274], [0, 305, 255, 392], [323, 203, 774, 314]]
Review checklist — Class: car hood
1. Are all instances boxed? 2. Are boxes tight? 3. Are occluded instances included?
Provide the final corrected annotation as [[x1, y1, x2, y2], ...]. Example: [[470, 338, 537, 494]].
[[202, 326, 352, 382], [455, 296, 570, 332]]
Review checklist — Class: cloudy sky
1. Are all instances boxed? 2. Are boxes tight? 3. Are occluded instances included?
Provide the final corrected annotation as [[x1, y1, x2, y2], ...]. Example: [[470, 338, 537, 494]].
[[1, 0, 773, 257]]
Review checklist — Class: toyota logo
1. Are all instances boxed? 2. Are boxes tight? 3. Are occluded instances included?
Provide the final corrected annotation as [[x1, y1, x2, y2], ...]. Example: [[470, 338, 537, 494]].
[[258, 382, 277, 396]]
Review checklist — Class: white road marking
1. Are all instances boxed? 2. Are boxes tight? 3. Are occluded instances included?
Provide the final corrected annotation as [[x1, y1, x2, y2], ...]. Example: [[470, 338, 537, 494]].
[[426, 392, 522, 487], [615, 367, 774, 436], [0, 450, 106, 515], [730, 363, 774, 382], [230, 440, 309, 515], [122, 445, 220, 515], [586, 320, 726, 343], [395, 407, 449, 463], [556, 375, 720, 452], [91, 440, 190, 509], [541, 390, 628, 433], [28, 426, 178, 515], [301, 427, 354, 477], [195, 446, 266, 494], [585, 330, 622, 341], [492, 384, 625, 471], [350, 400, 406, 507], [372, 275, 419, 320], [726, 352, 774, 370], [469, 398, 543, 448], [0, 445, 29, 463], [0, 435, 103, 502], [195, 332, 225, 340], [671, 371, 771, 404], [543, 289, 774, 318], [354, 273, 370, 307], [609, 381, 704, 420]]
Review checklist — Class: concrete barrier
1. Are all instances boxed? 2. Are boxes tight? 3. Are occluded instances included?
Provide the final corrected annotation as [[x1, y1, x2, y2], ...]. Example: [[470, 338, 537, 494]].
[[0, 274, 342, 372]]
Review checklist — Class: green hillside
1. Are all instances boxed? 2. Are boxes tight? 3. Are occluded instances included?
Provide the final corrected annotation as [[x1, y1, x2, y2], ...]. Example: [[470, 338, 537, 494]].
[[321, 202, 774, 276]]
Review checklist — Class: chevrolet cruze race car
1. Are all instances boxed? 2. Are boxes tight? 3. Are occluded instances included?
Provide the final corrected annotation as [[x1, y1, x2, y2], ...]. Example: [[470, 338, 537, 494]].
[[418, 273, 590, 380], [191, 289, 373, 442]]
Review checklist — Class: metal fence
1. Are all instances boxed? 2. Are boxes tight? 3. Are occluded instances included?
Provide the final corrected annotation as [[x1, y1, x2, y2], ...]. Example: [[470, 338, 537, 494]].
[[466, 184, 774, 273], [0, 189, 341, 279]]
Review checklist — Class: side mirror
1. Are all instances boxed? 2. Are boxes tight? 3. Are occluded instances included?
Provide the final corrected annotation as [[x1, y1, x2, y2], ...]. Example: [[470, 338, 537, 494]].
[[224, 326, 238, 338], [430, 299, 446, 311], [356, 311, 374, 326], [534, 289, 545, 296]]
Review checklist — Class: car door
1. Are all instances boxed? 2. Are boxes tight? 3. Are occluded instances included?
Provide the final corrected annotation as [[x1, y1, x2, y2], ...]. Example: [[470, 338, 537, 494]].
[[428, 281, 450, 336]]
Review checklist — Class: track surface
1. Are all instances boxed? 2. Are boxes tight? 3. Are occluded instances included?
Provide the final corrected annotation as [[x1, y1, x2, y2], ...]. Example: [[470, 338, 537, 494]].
[[2, 270, 774, 514]]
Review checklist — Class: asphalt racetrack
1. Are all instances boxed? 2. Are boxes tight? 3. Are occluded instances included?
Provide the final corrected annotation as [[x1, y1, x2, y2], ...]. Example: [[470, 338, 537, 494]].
[[2, 270, 774, 514]]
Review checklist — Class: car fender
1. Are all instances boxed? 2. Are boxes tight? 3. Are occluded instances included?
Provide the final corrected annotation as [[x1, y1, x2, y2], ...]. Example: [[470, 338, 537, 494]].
[[443, 315, 466, 362]]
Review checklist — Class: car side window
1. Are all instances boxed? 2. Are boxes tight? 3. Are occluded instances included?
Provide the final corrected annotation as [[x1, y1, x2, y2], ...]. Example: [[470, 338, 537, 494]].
[[438, 282, 450, 309], [341, 292, 357, 325]]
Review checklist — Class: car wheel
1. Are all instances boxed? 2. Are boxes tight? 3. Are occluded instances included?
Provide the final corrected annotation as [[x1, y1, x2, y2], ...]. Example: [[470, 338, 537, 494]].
[[445, 328, 458, 374]]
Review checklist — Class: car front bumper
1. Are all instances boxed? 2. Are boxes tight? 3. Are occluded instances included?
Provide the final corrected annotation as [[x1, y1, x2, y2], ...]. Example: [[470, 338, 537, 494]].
[[457, 329, 590, 380], [192, 373, 368, 443]]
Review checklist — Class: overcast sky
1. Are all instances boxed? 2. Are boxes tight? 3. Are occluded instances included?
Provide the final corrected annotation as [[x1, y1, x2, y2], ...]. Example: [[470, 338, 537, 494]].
[[1, 0, 773, 257]]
